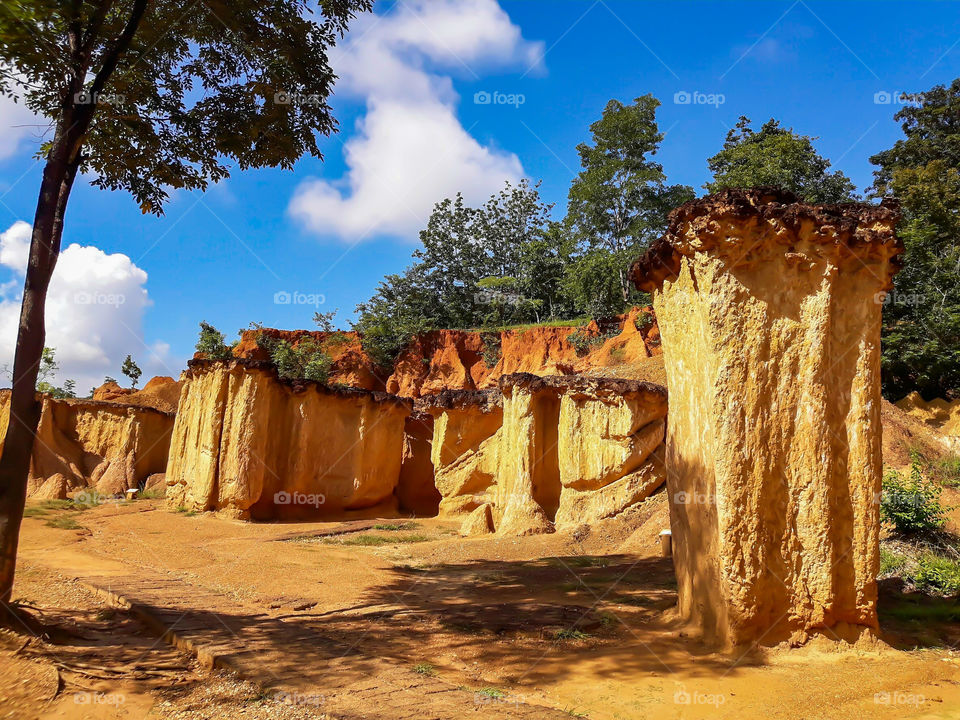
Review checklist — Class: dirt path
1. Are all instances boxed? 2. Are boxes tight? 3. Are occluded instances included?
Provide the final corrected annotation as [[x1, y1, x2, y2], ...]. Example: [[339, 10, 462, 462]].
[[6, 498, 960, 719]]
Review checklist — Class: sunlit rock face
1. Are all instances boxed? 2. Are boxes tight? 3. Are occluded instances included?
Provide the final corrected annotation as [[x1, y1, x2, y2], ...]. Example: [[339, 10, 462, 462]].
[[632, 187, 903, 648], [165, 360, 410, 519], [417, 376, 667, 537], [0, 390, 173, 499]]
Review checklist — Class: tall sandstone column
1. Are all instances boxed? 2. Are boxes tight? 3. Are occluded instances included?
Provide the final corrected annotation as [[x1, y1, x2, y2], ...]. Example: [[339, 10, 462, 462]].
[[632, 188, 902, 648]]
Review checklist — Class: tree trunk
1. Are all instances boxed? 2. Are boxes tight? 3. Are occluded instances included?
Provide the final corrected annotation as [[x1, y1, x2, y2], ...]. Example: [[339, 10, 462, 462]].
[[0, 127, 78, 609]]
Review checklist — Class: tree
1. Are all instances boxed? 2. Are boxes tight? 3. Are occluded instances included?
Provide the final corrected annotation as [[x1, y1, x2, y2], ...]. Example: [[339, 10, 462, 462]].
[[705, 117, 857, 203], [121, 354, 141, 389], [870, 80, 960, 400], [353, 181, 570, 366], [313, 309, 339, 333], [0, 0, 371, 612], [564, 95, 695, 314], [195, 322, 235, 361]]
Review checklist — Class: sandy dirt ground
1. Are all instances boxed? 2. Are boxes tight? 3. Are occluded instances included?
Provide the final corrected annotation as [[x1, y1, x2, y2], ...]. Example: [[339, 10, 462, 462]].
[[1, 494, 959, 720]]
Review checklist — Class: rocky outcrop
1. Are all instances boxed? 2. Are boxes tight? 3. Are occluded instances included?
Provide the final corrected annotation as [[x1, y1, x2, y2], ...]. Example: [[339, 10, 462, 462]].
[[416, 375, 668, 536], [895, 391, 960, 437], [95, 376, 183, 414], [386, 307, 661, 398], [632, 187, 903, 648], [416, 389, 503, 519], [165, 360, 411, 519], [0, 390, 174, 498], [233, 328, 384, 390]]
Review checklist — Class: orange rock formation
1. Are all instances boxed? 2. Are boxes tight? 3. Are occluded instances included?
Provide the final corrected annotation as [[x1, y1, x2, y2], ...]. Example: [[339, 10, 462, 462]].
[[632, 187, 903, 648]]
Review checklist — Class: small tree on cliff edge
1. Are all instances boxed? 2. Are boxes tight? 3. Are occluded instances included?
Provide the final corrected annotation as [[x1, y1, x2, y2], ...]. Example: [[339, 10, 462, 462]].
[[0, 0, 371, 615], [121, 355, 141, 389]]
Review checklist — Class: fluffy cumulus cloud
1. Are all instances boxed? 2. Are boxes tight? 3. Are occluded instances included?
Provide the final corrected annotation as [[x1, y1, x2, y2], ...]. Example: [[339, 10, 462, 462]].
[[0, 221, 177, 393], [288, 0, 543, 241]]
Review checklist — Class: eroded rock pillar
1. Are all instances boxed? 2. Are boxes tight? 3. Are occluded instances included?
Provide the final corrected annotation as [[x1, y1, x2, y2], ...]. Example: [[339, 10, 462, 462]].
[[632, 188, 902, 647]]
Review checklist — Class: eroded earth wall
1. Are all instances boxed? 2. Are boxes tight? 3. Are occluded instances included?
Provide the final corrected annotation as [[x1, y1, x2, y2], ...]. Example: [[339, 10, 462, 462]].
[[632, 187, 903, 648], [0, 390, 174, 499], [165, 360, 411, 519]]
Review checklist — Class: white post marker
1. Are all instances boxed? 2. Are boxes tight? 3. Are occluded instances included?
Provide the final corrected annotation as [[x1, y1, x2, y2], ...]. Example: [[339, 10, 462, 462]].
[[659, 529, 672, 558]]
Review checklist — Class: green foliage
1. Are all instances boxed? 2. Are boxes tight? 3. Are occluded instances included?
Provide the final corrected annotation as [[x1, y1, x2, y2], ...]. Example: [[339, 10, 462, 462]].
[[34, 347, 76, 398], [914, 552, 960, 595], [313, 309, 339, 333], [879, 547, 907, 576], [121, 354, 141, 388], [567, 327, 616, 357], [880, 454, 949, 533], [257, 334, 333, 383], [413, 663, 435, 676], [705, 117, 858, 203], [354, 181, 571, 366], [870, 80, 960, 401], [564, 95, 695, 314], [480, 331, 502, 368], [0, 0, 373, 215], [554, 629, 590, 641], [195, 322, 234, 361]]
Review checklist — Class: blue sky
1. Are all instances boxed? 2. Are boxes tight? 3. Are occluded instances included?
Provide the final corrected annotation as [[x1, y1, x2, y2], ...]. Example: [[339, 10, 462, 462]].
[[0, 0, 958, 389]]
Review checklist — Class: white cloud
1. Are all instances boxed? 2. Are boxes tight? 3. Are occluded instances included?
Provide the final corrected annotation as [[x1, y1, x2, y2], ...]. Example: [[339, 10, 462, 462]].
[[0, 86, 39, 161], [0, 222, 180, 393], [288, 0, 543, 241]]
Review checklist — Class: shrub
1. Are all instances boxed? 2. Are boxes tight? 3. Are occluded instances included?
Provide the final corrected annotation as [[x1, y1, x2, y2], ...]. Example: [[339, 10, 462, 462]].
[[255, 330, 333, 383], [481, 331, 502, 368], [196, 321, 234, 360], [914, 552, 960, 595], [880, 453, 949, 533]]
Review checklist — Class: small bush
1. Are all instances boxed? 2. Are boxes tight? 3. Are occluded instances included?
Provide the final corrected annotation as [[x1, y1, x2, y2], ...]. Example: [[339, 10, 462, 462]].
[[413, 663, 435, 676], [879, 547, 907, 576], [880, 454, 949, 533], [554, 628, 590, 641], [480, 331, 501, 368], [196, 321, 235, 360], [256, 332, 333, 383], [914, 553, 960, 595]]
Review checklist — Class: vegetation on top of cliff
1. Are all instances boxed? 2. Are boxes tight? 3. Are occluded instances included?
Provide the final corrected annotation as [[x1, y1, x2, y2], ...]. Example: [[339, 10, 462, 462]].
[[704, 117, 858, 203], [353, 97, 690, 365], [121, 355, 142, 389], [195, 322, 236, 362], [870, 79, 960, 402]]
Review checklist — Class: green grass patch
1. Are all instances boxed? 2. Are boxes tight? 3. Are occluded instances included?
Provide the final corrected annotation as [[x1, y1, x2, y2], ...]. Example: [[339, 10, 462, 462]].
[[880, 547, 907, 575], [323, 533, 430, 546], [23, 506, 50, 518], [475, 688, 505, 699], [413, 662, 436, 676], [554, 628, 591, 641], [373, 522, 419, 531], [45, 516, 81, 530]]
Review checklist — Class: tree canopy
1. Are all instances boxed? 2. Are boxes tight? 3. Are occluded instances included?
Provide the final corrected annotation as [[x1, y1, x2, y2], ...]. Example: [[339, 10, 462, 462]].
[[705, 117, 857, 203], [870, 80, 960, 400]]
